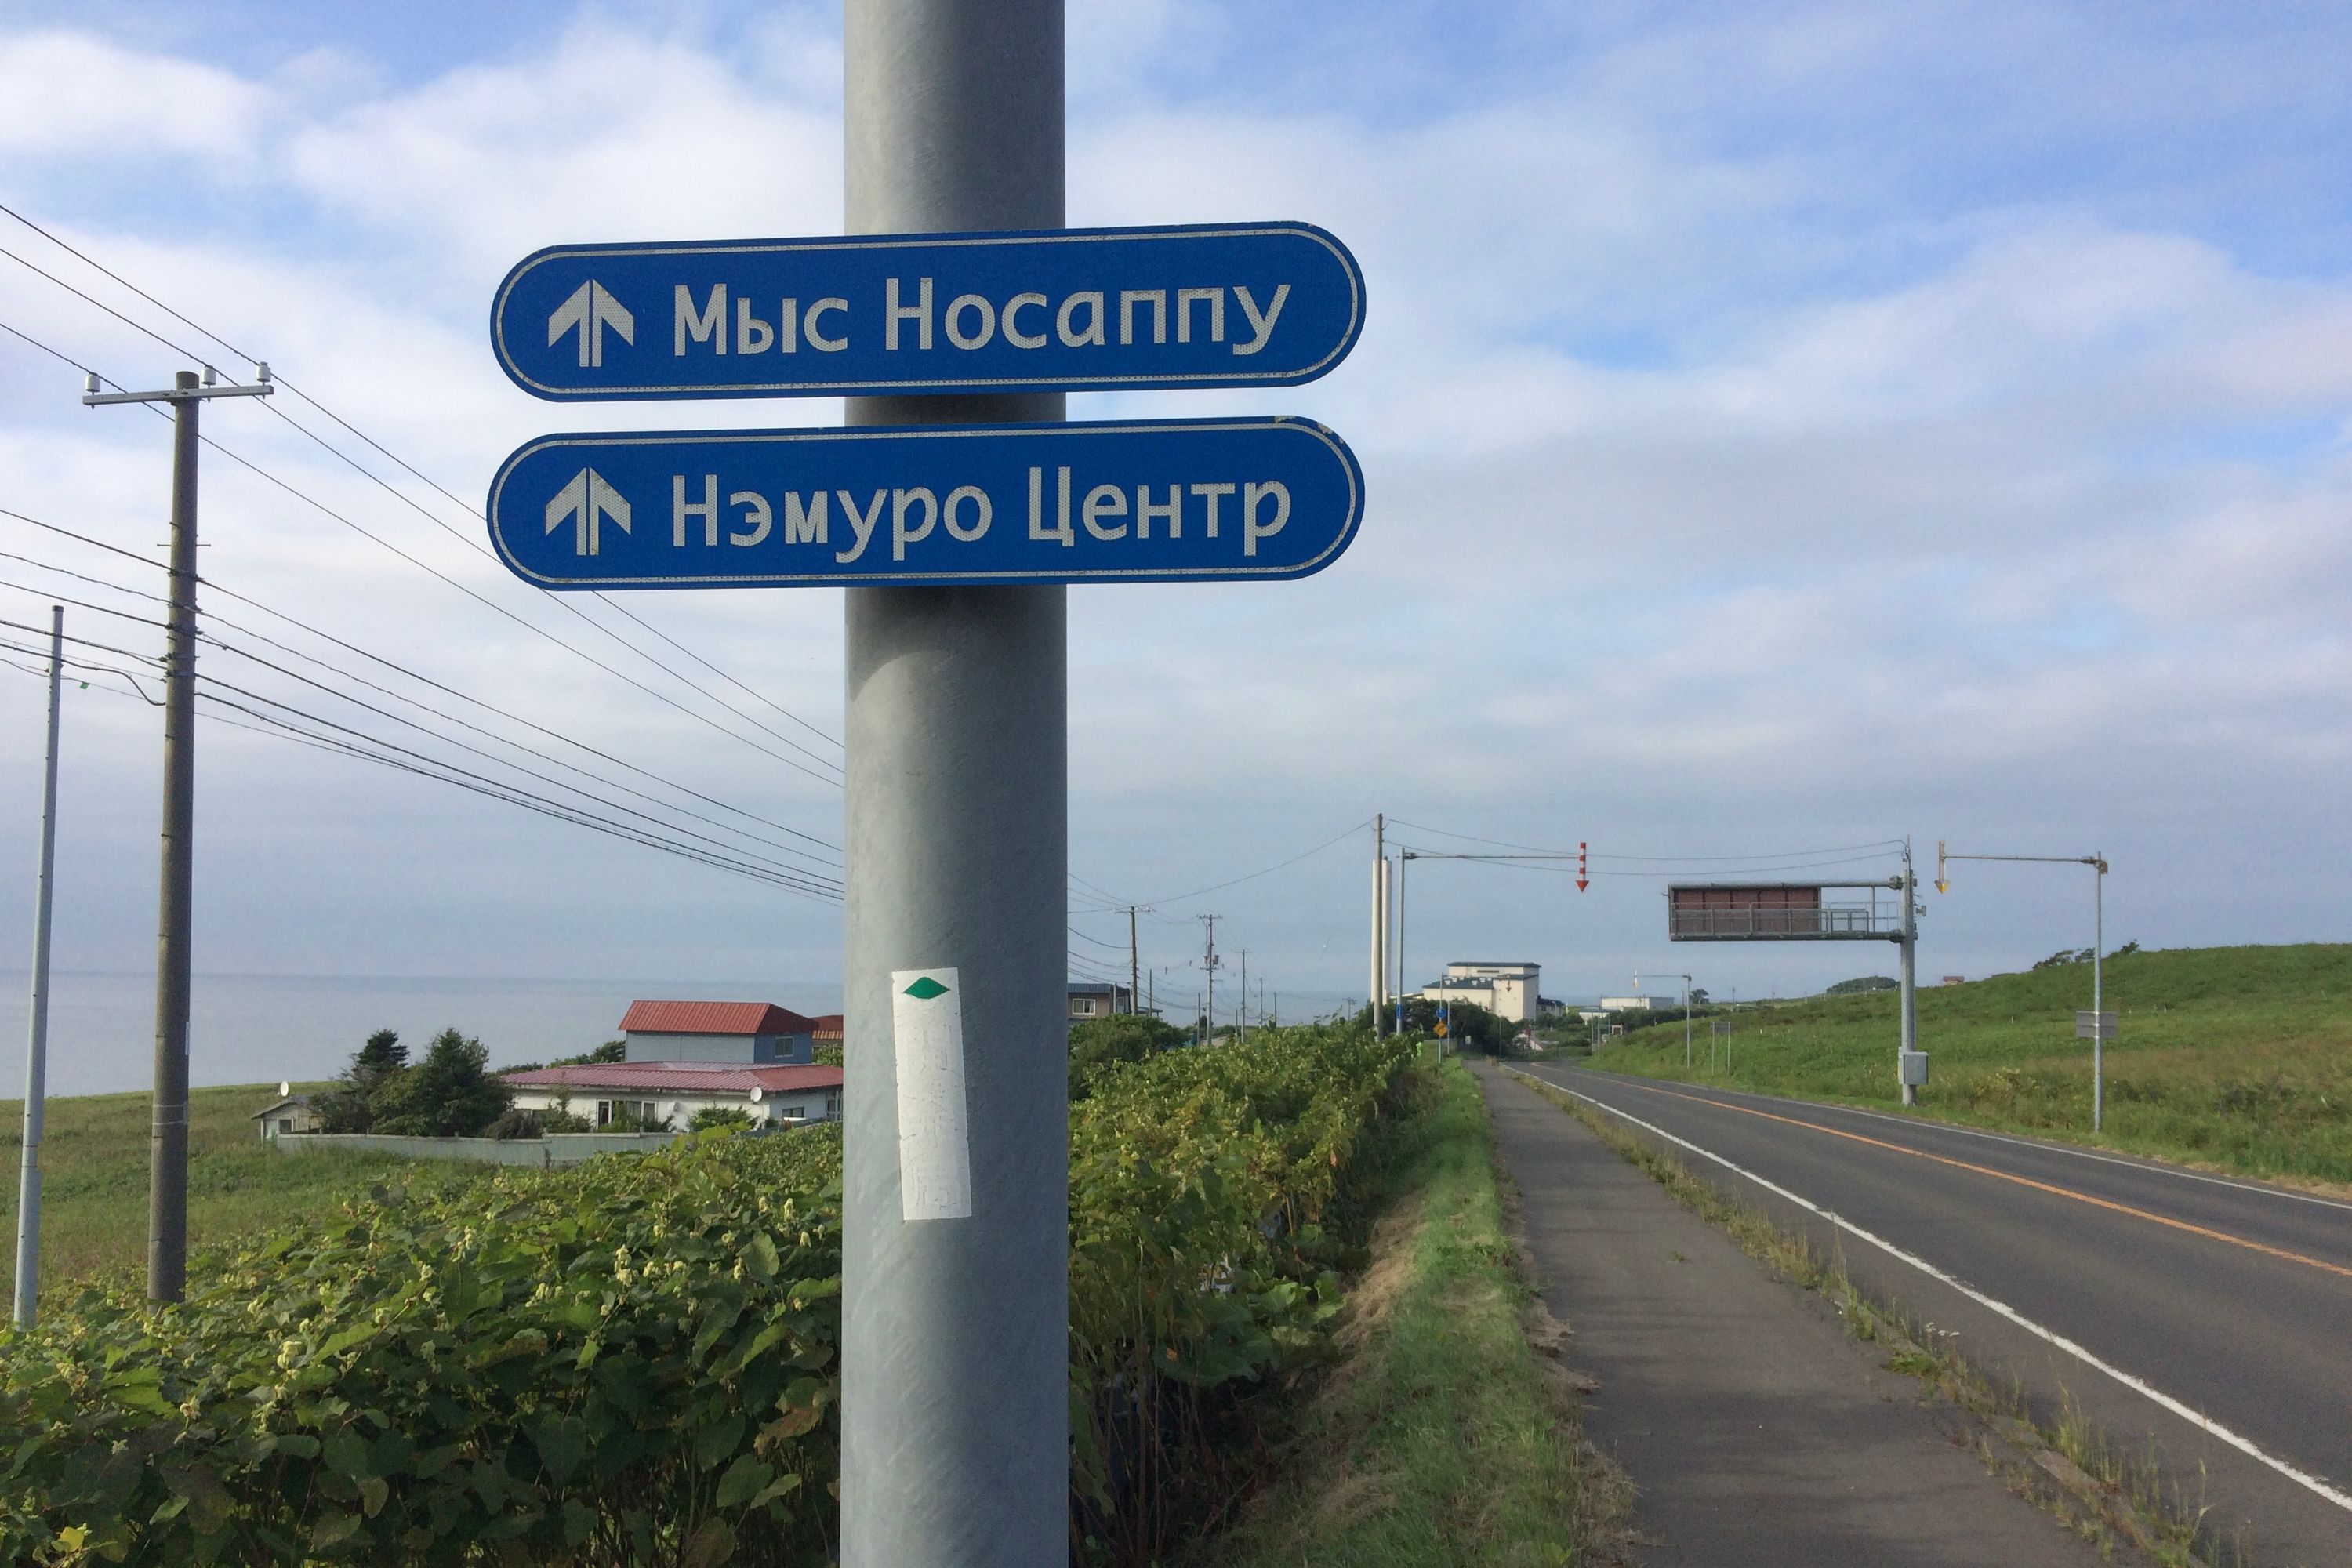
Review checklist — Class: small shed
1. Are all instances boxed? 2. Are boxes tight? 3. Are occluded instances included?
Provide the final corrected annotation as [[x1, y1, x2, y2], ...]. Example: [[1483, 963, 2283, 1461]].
[[251, 1093, 321, 1142]]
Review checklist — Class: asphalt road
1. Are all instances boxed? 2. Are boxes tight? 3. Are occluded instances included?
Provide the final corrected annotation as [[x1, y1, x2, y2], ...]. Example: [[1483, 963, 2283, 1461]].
[[1512, 1062, 2352, 1566]]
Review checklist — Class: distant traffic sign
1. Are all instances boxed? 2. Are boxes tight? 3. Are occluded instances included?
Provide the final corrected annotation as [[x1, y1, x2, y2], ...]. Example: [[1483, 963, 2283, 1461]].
[[492, 223, 1365, 401], [486, 416, 1362, 590], [2075, 1010, 2118, 1040]]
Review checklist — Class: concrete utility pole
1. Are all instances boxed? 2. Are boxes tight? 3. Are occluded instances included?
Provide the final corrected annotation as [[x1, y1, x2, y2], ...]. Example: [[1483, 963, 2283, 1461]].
[[83, 363, 270, 1303], [1237, 949, 1248, 1046], [1200, 914, 1218, 1041], [13, 606, 63, 1329], [1127, 905, 1138, 1015], [840, 4, 1067, 1563], [1370, 813, 1386, 1034]]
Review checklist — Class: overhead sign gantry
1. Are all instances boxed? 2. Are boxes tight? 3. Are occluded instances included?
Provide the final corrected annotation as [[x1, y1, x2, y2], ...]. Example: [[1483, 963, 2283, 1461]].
[[1668, 852, 1927, 1104]]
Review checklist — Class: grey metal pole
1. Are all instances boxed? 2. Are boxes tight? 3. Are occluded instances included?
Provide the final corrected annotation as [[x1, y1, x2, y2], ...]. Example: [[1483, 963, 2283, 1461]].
[[1395, 851, 1407, 1035], [1682, 975, 1692, 1068], [148, 370, 200, 1304], [840, 5, 1067, 1563], [2092, 855, 2103, 1134], [13, 605, 63, 1329], [1900, 858, 1919, 1107]]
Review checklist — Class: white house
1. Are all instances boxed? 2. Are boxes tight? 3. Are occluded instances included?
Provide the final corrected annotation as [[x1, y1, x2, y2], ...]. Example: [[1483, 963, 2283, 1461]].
[[249, 1093, 322, 1142], [501, 1061, 844, 1131], [1421, 961, 1542, 1023]]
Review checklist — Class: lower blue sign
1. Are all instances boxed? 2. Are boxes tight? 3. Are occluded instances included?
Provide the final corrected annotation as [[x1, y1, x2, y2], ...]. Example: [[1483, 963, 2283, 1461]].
[[486, 416, 1362, 589]]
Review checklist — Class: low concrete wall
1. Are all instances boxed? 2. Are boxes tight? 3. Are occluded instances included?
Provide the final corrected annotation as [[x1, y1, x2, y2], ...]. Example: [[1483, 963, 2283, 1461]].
[[271, 1131, 679, 1167]]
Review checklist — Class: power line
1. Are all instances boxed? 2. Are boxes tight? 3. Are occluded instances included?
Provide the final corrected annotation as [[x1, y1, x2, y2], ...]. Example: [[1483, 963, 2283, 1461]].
[[0, 313, 840, 798], [251, 394, 844, 776], [0, 615, 843, 899], [200, 682, 841, 898], [0, 206, 844, 758], [0, 505, 841, 862], [0, 571, 844, 884], [1120, 818, 1372, 908]]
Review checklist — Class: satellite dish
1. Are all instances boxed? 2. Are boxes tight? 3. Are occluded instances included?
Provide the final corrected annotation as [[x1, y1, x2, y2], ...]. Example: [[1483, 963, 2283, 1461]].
[[278, 1080, 291, 1097], [750, 1087, 765, 1103]]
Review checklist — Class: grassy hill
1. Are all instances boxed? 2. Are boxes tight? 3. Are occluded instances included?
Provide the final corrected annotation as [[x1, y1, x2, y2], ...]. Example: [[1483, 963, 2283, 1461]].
[[1588, 943, 2352, 1187], [0, 1080, 408, 1316]]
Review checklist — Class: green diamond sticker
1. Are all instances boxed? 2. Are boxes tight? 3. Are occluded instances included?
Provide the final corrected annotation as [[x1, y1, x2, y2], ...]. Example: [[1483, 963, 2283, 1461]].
[[902, 976, 949, 1000]]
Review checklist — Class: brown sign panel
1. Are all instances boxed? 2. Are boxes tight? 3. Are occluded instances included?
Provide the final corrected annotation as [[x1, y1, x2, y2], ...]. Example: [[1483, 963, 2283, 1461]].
[[1669, 884, 1825, 939]]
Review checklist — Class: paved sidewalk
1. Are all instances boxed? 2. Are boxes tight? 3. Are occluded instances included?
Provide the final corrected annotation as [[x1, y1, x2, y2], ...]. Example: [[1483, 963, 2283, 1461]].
[[1475, 1063, 2125, 1567]]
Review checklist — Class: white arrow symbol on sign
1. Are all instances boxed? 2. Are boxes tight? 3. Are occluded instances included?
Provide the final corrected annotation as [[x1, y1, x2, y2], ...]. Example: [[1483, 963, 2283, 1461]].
[[545, 468, 630, 557], [547, 280, 634, 368]]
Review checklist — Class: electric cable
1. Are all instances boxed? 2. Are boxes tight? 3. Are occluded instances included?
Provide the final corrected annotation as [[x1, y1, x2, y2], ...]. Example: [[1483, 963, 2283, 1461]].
[[0, 206, 844, 756]]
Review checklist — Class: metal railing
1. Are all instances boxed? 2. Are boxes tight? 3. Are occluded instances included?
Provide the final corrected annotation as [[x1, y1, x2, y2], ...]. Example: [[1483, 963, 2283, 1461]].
[[1668, 904, 1889, 940]]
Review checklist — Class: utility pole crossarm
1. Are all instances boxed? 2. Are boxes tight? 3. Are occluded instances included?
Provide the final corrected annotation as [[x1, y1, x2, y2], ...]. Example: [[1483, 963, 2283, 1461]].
[[81, 367, 275, 407]]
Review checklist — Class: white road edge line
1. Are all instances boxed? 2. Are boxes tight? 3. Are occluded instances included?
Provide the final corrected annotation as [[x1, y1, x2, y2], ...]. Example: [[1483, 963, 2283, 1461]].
[[1509, 1066, 2352, 1518], [1638, 1074, 2352, 1214]]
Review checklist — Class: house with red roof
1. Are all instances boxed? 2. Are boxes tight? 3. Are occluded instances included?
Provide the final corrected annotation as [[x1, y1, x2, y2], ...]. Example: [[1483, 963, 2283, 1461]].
[[495, 1000, 844, 1131], [619, 999, 819, 1065]]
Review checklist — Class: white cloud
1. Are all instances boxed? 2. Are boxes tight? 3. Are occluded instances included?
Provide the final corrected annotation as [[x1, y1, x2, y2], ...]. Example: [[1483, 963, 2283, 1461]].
[[0, 30, 270, 161]]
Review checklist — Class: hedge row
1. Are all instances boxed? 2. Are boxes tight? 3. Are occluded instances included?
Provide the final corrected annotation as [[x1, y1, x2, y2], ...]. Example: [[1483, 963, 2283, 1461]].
[[1, 1022, 1412, 1566]]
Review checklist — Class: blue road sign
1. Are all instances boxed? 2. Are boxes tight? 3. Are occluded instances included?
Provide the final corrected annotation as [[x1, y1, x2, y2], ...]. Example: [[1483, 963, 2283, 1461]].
[[487, 416, 1362, 590], [492, 223, 1364, 400]]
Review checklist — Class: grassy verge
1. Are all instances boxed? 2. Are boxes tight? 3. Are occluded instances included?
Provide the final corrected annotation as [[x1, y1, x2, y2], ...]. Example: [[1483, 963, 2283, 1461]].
[[0, 1081, 410, 1312], [1504, 1066, 2244, 1566], [1592, 943, 2352, 1189], [1199, 1059, 1625, 1568]]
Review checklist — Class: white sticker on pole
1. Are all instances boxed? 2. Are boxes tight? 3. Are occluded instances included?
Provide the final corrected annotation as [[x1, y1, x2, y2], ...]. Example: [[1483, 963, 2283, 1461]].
[[891, 967, 972, 1221]]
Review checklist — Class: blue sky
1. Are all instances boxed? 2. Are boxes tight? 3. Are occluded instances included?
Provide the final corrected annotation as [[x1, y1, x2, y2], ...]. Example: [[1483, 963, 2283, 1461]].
[[0, 2, 2346, 1091]]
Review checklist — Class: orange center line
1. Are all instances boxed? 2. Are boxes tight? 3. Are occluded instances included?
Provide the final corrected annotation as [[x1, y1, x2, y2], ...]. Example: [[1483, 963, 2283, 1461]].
[[1607, 1078, 2352, 1283]]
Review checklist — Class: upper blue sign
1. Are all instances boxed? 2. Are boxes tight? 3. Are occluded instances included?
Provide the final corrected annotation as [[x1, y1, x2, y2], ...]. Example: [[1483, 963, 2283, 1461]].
[[486, 416, 1363, 590], [491, 223, 1364, 401]]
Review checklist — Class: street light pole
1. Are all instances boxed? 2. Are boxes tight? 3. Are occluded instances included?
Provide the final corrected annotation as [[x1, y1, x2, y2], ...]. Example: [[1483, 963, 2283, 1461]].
[[1396, 849, 1410, 1035], [82, 363, 271, 1303], [1900, 847, 1919, 1107], [1935, 843, 2111, 1133], [1680, 974, 1693, 1068], [2092, 852, 2105, 1132]]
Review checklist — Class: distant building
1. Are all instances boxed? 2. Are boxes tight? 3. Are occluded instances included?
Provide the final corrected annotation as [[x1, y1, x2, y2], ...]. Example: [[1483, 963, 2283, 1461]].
[[249, 1094, 321, 1142], [1598, 996, 1674, 1011], [619, 1000, 818, 1065], [501, 1061, 843, 1131], [1422, 961, 1542, 1024], [1068, 981, 1131, 1019], [811, 1013, 844, 1054], [1942, 975, 1966, 986]]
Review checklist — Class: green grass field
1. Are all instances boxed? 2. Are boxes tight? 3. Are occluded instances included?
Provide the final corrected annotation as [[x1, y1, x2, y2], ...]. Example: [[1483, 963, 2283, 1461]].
[[1588, 943, 2352, 1188], [1203, 1060, 1618, 1566], [0, 1080, 408, 1315]]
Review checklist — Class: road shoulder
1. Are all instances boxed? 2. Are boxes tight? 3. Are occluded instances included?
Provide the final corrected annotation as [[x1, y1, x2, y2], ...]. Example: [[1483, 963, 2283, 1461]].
[[1475, 1060, 2134, 1567]]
